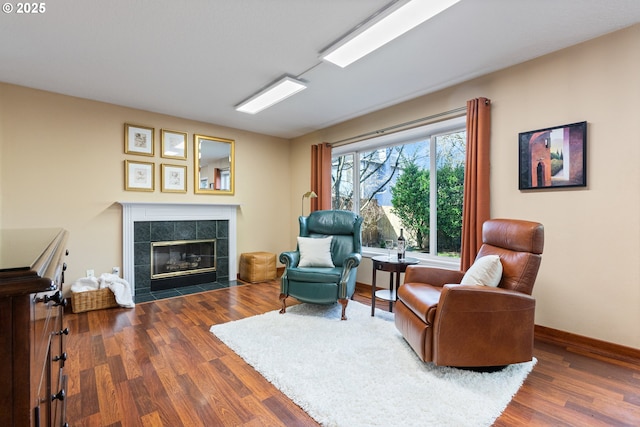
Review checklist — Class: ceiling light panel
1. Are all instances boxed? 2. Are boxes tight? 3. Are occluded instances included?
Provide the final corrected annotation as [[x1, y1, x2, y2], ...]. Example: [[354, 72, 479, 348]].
[[320, 0, 461, 68], [235, 76, 307, 114]]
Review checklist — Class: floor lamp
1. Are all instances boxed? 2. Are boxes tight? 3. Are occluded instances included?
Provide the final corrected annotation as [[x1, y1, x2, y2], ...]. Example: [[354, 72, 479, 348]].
[[301, 191, 317, 216]]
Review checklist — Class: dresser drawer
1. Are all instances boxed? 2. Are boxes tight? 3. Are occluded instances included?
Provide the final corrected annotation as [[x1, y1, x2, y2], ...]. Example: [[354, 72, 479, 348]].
[[0, 228, 69, 427]]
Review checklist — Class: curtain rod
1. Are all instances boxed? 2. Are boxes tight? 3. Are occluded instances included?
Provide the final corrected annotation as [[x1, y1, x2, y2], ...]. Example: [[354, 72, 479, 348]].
[[330, 106, 467, 147]]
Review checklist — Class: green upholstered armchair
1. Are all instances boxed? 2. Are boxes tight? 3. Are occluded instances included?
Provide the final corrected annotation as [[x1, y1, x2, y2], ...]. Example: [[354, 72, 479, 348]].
[[279, 210, 363, 320]]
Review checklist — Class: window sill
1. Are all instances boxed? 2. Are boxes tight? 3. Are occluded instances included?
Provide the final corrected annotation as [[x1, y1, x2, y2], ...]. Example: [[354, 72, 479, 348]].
[[361, 248, 461, 271]]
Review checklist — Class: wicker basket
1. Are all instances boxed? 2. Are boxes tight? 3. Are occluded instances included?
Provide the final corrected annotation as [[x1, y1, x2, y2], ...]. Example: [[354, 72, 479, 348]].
[[71, 287, 119, 313]]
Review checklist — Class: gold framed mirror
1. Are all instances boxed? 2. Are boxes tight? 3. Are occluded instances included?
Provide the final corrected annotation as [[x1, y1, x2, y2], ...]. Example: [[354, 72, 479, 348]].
[[194, 134, 235, 195]]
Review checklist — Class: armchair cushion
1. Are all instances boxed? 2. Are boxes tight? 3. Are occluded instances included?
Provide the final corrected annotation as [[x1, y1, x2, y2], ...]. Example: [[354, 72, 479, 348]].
[[297, 236, 335, 267], [460, 255, 503, 287], [287, 266, 342, 283]]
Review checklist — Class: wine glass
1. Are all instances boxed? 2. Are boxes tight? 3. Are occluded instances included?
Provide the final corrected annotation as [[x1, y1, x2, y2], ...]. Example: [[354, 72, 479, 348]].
[[384, 239, 394, 259]]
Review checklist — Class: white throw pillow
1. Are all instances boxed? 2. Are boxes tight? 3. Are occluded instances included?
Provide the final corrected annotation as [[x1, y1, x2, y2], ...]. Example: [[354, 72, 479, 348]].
[[297, 236, 335, 268], [460, 255, 503, 287]]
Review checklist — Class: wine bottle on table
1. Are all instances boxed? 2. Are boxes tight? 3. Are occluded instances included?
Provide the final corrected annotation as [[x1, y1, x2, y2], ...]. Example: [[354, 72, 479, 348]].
[[397, 229, 406, 261]]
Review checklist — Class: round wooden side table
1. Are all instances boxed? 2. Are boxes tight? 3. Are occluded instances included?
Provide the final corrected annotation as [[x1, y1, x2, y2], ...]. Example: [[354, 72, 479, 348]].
[[371, 255, 419, 316]]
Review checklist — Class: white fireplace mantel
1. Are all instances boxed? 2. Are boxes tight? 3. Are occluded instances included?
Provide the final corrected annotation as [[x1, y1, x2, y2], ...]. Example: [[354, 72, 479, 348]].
[[118, 202, 239, 293]]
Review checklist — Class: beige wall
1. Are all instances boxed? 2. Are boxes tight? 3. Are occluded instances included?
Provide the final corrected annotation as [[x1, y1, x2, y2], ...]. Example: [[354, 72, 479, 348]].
[[0, 84, 292, 285], [290, 25, 640, 349]]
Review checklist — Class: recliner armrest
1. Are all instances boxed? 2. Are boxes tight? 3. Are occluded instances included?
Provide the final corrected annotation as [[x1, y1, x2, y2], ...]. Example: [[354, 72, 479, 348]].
[[338, 252, 361, 300], [404, 265, 464, 287], [342, 252, 362, 269], [279, 251, 300, 268], [438, 284, 535, 314]]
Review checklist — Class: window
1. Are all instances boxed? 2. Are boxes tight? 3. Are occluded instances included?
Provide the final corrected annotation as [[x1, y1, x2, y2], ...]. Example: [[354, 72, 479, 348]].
[[331, 117, 466, 260]]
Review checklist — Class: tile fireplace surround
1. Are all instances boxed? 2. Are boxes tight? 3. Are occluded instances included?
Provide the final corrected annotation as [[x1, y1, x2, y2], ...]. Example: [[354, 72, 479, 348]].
[[119, 202, 239, 302]]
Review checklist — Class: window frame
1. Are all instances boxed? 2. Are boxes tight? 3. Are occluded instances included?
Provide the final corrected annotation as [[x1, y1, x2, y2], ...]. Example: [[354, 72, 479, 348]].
[[331, 116, 466, 269]]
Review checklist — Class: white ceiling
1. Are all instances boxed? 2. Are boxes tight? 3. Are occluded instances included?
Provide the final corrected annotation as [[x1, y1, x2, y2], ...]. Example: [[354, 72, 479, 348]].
[[2, 0, 639, 139]]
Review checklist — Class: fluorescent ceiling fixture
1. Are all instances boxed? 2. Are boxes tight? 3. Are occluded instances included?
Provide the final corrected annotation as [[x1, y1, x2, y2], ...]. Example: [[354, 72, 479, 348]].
[[235, 76, 307, 114], [320, 0, 461, 68]]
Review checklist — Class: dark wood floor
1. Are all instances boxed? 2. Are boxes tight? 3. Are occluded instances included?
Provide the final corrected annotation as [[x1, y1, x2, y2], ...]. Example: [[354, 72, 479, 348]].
[[63, 281, 640, 426]]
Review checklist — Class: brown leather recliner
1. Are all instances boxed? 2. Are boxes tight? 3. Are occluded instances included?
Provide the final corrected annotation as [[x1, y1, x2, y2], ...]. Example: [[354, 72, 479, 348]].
[[394, 219, 544, 367]]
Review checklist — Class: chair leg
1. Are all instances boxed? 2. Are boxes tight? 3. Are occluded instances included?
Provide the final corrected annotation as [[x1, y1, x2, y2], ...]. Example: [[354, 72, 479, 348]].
[[339, 298, 348, 320], [279, 293, 287, 314]]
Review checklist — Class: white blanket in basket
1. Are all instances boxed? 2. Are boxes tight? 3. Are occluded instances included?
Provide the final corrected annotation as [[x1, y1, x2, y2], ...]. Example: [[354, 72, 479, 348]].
[[71, 273, 135, 308]]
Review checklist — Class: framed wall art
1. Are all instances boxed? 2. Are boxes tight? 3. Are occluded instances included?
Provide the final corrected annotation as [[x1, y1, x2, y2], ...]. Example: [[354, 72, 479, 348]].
[[518, 121, 587, 190], [161, 164, 187, 193], [125, 123, 154, 156], [161, 129, 188, 160], [125, 160, 155, 191], [193, 134, 235, 195]]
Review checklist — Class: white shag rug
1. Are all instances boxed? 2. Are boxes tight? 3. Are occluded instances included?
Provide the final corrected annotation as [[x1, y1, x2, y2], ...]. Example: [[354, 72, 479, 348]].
[[209, 301, 535, 427]]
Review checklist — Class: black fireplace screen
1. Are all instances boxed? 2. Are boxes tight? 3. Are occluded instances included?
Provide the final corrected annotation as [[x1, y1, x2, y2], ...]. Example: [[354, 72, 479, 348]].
[[151, 239, 216, 279]]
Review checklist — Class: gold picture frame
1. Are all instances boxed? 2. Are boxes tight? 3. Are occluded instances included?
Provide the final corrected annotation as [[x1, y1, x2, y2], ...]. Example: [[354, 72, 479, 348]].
[[194, 134, 235, 195], [125, 123, 154, 156], [125, 160, 155, 191], [161, 164, 187, 193], [161, 129, 188, 160]]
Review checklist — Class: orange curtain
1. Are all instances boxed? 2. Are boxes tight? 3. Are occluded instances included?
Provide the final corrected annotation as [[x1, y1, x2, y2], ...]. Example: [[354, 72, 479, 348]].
[[214, 168, 221, 190], [310, 143, 332, 212], [461, 97, 491, 271]]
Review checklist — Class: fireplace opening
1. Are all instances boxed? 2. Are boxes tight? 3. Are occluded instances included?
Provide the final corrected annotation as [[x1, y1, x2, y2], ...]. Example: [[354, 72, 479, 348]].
[[150, 239, 216, 291]]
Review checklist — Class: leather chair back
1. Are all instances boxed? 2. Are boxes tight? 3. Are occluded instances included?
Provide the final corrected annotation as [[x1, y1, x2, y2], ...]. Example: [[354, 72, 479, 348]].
[[299, 210, 363, 267], [475, 218, 544, 295]]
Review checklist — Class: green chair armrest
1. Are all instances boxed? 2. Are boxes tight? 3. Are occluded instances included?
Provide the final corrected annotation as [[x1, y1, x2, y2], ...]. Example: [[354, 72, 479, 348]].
[[342, 252, 362, 269], [279, 251, 299, 268], [338, 252, 361, 299]]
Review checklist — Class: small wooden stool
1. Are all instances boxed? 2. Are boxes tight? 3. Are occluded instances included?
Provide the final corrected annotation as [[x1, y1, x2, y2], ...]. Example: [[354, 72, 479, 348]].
[[239, 252, 277, 283]]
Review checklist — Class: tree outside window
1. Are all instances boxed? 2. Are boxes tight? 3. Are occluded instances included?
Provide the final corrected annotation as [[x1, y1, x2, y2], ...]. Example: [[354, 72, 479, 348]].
[[331, 128, 466, 258]]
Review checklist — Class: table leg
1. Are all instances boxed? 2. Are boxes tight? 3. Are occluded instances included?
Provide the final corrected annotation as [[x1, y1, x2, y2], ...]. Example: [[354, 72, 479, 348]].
[[388, 272, 394, 312], [371, 265, 377, 316], [395, 270, 402, 303]]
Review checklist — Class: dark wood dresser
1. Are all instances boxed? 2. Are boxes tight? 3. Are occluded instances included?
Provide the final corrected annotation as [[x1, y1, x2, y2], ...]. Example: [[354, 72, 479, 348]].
[[0, 228, 69, 427]]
